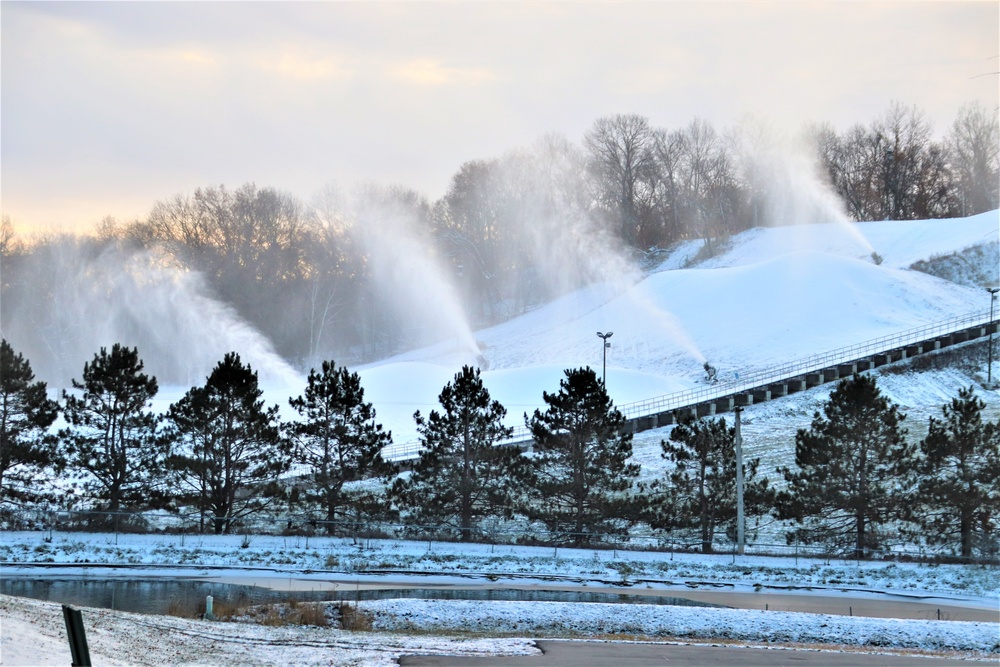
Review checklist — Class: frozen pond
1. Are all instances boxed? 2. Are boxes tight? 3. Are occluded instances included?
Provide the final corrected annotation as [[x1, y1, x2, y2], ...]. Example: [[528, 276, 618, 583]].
[[0, 577, 720, 615]]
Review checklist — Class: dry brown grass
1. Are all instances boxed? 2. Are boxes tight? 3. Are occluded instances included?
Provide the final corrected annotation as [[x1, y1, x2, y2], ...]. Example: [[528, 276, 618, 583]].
[[239, 599, 332, 627], [338, 602, 374, 631], [164, 595, 332, 627], [290, 601, 331, 627], [164, 598, 201, 619]]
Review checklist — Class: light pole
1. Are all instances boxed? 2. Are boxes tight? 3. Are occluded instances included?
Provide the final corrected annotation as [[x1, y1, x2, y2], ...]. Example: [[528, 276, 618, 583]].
[[988, 288, 999, 386], [596, 332, 613, 386]]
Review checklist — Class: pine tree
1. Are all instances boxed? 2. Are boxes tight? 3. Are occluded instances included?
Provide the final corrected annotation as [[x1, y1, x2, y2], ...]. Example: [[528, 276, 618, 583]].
[[287, 360, 394, 533], [645, 416, 773, 553], [61, 344, 164, 516], [525, 367, 639, 545], [917, 386, 1000, 559], [164, 352, 289, 534], [393, 366, 525, 541], [776, 374, 915, 559], [0, 340, 60, 509]]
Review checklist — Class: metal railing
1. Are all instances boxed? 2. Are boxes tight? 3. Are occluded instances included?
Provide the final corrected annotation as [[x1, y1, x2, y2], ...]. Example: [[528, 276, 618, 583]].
[[382, 310, 997, 462], [616, 309, 996, 419]]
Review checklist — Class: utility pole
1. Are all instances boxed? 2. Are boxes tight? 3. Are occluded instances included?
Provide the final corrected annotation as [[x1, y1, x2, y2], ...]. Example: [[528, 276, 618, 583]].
[[734, 405, 745, 555]]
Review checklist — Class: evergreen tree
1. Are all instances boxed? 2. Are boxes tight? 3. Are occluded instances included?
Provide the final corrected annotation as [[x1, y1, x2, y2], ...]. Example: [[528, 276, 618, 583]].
[[916, 386, 1000, 559], [777, 374, 914, 558], [164, 352, 289, 534], [287, 360, 394, 533], [645, 416, 773, 553], [525, 367, 639, 545], [393, 366, 524, 541], [0, 340, 60, 509], [61, 344, 164, 514]]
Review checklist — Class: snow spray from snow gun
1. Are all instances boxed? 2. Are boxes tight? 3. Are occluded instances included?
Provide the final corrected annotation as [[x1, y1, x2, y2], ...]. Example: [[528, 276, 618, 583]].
[[345, 190, 480, 363], [1, 241, 300, 389]]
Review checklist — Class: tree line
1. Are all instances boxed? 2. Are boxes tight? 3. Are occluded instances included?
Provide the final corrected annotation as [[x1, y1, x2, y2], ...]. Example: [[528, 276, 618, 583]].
[[3, 339, 998, 560], [3, 102, 997, 372]]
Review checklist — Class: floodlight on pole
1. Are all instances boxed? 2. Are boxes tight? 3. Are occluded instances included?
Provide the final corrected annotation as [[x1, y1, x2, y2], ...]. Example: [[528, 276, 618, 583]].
[[596, 332, 613, 386], [988, 288, 999, 386]]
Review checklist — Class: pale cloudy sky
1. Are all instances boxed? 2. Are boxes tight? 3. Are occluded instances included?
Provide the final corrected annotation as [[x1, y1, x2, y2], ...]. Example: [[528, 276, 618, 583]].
[[2, 1, 997, 232]]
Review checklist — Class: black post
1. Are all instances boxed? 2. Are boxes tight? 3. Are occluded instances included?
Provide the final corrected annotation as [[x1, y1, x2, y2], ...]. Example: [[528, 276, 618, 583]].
[[602, 341, 607, 384], [62, 605, 92, 667], [988, 288, 998, 386]]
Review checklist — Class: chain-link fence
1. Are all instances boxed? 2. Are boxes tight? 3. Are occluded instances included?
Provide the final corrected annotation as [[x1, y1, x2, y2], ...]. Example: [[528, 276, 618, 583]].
[[6, 506, 996, 567]]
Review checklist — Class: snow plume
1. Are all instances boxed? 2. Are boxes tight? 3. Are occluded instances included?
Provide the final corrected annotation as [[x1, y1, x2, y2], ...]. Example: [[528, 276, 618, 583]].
[[501, 137, 642, 303], [627, 285, 706, 365], [346, 185, 480, 365], [762, 153, 850, 228], [1, 237, 299, 389], [507, 139, 705, 364], [737, 124, 874, 254]]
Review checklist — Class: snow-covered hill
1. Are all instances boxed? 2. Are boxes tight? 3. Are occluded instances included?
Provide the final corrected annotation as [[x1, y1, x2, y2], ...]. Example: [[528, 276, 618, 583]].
[[349, 211, 999, 445]]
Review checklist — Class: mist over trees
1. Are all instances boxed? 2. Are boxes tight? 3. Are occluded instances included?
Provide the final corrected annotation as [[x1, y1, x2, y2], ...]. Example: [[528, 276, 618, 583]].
[[1, 102, 997, 382]]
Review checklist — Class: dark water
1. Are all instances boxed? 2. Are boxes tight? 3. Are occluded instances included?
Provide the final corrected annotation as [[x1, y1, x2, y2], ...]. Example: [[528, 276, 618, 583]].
[[0, 578, 720, 615]]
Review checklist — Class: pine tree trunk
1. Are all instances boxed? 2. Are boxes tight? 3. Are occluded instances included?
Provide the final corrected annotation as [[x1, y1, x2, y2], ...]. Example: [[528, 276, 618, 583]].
[[960, 509, 972, 559], [855, 510, 865, 560], [461, 419, 473, 542]]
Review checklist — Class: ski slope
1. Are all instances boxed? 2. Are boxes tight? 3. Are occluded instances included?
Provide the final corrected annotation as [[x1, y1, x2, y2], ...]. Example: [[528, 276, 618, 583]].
[[351, 211, 999, 443]]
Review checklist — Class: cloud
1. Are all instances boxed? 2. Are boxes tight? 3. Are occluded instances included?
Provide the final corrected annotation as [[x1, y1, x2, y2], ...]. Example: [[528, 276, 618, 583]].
[[386, 59, 495, 86], [256, 50, 355, 82], [3, 1, 996, 232]]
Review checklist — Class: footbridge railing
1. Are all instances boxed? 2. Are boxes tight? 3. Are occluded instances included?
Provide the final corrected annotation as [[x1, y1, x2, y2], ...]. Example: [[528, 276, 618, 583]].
[[615, 309, 996, 420], [382, 309, 997, 462]]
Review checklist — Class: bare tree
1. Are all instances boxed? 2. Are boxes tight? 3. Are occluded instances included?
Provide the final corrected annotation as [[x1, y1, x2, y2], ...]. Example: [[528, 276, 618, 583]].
[[0, 215, 18, 258], [676, 119, 742, 247], [949, 102, 1000, 215], [649, 127, 687, 245], [872, 102, 934, 220], [584, 114, 658, 246]]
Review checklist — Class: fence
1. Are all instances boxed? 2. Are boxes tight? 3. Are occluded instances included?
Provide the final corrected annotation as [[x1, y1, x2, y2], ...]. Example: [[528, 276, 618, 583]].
[[8, 507, 996, 566], [616, 309, 997, 420], [382, 309, 998, 461]]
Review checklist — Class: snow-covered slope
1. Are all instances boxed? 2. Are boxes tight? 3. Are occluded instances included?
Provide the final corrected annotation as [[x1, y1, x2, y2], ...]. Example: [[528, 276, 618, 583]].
[[691, 211, 999, 271], [352, 211, 998, 443]]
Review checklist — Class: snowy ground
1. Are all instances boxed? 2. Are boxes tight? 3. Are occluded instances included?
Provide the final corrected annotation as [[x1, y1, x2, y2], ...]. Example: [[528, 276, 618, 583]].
[[1, 591, 997, 666], [0, 593, 538, 666], [2, 532, 998, 664]]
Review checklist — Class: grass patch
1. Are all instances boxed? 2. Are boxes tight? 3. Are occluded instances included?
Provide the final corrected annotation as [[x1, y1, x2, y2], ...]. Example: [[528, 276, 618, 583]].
[[165, 598, 202, 619], [338, 602, 374, 631]]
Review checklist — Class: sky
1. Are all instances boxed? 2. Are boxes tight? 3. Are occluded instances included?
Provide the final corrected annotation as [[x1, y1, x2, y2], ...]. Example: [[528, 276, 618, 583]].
[[2, 1, 998, 233]]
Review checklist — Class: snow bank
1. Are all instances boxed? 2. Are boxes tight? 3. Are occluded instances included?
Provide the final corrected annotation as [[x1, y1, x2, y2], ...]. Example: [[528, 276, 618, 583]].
[[365, 598, 998, 653]]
